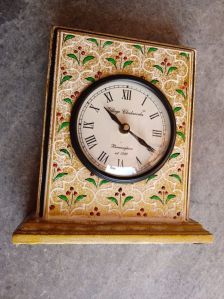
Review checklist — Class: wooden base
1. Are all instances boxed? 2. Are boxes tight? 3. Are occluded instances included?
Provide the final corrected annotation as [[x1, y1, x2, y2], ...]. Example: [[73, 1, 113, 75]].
[[12, 216, 213, 244]]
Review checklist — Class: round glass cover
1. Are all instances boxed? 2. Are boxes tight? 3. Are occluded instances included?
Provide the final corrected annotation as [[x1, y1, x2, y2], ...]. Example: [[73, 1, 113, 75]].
[[70, 75, 176, 183]]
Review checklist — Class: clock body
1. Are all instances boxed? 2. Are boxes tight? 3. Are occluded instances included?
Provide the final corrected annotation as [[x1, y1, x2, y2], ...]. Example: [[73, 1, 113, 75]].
[[12, 27, 213, 245], [32, 27, 197, 224], [70, 75, 176, 182]]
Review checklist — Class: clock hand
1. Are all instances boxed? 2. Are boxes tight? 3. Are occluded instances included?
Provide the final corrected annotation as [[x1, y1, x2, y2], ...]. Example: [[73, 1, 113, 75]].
[[104, 106, 155, 152], [104, 107, 123, 128], [129, 130, 155, 153]]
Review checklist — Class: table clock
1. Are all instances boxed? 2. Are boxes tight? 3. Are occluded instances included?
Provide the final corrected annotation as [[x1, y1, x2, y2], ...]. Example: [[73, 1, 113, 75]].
[[13, 27, 213, 244]]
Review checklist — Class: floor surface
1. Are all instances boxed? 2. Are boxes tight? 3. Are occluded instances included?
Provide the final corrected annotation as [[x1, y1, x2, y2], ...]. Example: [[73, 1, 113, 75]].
[[0, 1, 224, 298]]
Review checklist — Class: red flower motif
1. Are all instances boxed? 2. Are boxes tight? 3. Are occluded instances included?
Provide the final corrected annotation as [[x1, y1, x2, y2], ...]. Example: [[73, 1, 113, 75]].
[[53, 163, 57, 168], [78, 46, 82, 50], [119, 52, 122, 56], [66, 191, 71, 196]]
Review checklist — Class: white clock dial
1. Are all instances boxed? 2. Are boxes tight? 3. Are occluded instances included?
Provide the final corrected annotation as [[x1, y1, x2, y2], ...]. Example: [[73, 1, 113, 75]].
[[70, 75, 175, 182]]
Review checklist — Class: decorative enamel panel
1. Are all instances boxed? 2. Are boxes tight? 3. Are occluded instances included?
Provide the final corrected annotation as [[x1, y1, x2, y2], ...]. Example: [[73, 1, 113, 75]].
[[43, 29, 195, 222]]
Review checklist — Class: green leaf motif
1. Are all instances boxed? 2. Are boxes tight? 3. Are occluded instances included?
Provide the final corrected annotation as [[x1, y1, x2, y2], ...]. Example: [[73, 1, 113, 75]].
[[146, 174, 157, 183], [150, 79, 159, 85], [87, 38, 98, 46], [99, 179, 110, 187], [59, 148, 71, 159], [123, 196, 134, 207], [63, 98, 72, 104], [64, 34, 75, 42], [176, 89, 186, 98], [180, 52, 189, 59], [58, 121, 70, 132], [170, 174, 182, 183], [173, 106, 182, 113], [58, 194, 68, 202], [150, 195, 163, 205], [166, 194, 176, 204], [60, 75, 72, 85], [169, 152, 180, 160], [176, 131, 185, 141], [85, 178, 97, 187], [106, 57, 117, 68], [167, 66, 177, 75], [67, 53, 79, 64], [133, 44, 143, 54], [148, 47, 158, 53], [103, 41, 113, 47], [76, 195, 87, 202], [123, 60, 133, 69], [107, 196, 118, 206], [53, 172, 68, 182], [82, 55, 94, 65], [153, 65, 163, 73], [85, 77, 95, 83]]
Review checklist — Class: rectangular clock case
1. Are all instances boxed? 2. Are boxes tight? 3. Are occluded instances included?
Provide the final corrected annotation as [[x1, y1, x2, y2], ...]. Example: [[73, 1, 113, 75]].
[[12, 27, 213, 244]]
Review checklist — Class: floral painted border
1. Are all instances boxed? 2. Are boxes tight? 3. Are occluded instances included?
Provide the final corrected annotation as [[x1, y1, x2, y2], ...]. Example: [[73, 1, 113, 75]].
[[43, 29, 194, 222]]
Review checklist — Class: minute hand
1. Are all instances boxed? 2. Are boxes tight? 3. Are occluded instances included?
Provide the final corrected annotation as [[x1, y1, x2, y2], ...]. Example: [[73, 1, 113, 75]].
[[129, 130, 155, 153], [104, 107, 122, 128]]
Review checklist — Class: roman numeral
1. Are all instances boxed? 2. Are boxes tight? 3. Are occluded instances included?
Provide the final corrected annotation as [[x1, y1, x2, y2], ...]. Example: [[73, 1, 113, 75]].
[[85, 135, 98, 149], [104, 91, 113, 103], [89, 104, 100, 113], [118, 159, 124, 167], [122, 89, 132, 100], [83, 121, 94, 129], [136, 156, 142, 165], [152, 130, 162, 137], [150, 112, 159, 119], [97, 151, 109, 164], [142, 96, 147, 106]]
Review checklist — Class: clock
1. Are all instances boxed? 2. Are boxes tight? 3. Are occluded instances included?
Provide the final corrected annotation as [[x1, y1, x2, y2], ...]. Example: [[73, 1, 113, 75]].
[[12, 27, 213, 245], [70, 75, 176, 183]]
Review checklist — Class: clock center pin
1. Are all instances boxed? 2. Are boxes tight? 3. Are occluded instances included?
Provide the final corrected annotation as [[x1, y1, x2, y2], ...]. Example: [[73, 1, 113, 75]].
[[120, 123, 130, 134]]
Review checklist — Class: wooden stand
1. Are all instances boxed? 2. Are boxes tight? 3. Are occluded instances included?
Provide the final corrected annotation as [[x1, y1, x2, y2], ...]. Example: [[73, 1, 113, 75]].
[[13, 216, 213, 244]]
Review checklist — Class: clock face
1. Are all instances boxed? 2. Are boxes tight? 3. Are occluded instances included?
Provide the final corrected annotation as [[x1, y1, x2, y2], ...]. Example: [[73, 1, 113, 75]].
[[70, 75, 176, 183]]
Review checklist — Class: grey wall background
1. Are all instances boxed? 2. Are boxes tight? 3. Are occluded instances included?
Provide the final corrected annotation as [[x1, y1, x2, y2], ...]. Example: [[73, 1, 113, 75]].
[[1, 1, 224, 298]]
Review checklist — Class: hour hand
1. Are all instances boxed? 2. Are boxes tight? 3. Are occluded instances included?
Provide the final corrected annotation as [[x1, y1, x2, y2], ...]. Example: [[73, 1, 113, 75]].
[[129, 130, 155, 153], [104, 107, 122, 127]]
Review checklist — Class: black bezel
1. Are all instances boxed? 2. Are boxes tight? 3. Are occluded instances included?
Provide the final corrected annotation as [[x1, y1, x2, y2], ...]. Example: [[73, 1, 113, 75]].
[[70, 74, 176, 183]]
